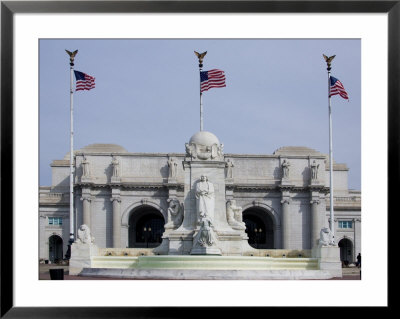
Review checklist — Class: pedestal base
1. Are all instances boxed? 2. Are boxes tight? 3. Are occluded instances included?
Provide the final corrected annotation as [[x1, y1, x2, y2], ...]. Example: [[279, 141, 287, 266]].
[[69, 243, 99, 275], [312, 245, 342, 278], [111, 177, 121, 183], [156, 227, 254, 256], [280, 180, 293, 187], [190, 246, 222, 255]]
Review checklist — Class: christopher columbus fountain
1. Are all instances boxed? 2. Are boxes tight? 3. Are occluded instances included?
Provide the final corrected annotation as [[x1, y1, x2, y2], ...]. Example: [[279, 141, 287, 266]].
[[70, 130, 342, 279], [69, 51, 342, 279], [152, 131, 251, 257]]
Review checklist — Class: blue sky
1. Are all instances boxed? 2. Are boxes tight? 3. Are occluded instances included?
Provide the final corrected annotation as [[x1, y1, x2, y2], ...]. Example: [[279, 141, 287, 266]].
[[39, 39, 361, 190]]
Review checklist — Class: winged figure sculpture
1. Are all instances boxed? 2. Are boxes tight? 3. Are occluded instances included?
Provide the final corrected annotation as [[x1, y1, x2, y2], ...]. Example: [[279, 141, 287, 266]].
[[66, 49, 78, 64], [323, 54, 335, 67], [194, 51, 207, 64]]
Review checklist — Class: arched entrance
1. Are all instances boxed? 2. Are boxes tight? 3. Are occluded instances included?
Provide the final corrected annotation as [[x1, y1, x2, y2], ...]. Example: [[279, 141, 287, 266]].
[[49, 235, 63, 263], [338, 238, 353, 265], [242, 208, 274, 249], [128, 206, 165, 248]]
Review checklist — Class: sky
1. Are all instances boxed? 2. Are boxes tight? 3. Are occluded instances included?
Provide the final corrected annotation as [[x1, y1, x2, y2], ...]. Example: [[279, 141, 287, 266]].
[[39, 39, 361, 190]]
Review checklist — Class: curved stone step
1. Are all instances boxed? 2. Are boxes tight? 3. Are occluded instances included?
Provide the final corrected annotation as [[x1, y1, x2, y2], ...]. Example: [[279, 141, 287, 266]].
[[80, 268, 334, 280]]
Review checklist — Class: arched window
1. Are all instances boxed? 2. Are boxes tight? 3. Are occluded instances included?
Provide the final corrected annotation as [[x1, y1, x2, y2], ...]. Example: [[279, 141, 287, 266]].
[[128, 206, 165, 248], [49, 235, 63, 263], [242, 208, 274, 249]]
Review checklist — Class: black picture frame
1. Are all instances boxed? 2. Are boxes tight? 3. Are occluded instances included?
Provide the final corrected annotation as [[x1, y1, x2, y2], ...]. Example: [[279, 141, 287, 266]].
[[1, 0, 394, 317]]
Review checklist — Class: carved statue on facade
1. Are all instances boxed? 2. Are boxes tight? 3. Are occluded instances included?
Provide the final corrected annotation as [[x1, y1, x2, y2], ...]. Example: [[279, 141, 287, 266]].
[[82, 155, 90, 178], [185, 142, 223, 161], [208, 144, 219, 160], [197, 216, 214, 247], [76, 224, 95, 244], [226, 200, 246, 230], [225, 159, 234, 179], [185, 143, 196, 159], [165, 198, 183, 229], [219, 144, 224, 157], [311, 160, 319, 180], [281, 159, 290, 179], [195, 175, 215, 220], [319, 227, 335, 246], [167, 157, 178, 179], [111, 155, 120, 177]]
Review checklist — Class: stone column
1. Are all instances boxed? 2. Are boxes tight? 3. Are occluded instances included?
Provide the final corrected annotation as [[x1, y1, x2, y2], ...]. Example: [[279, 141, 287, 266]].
[[353, 218, 361, 259], [310, 199, 321, 248], [80, 195, 91, 229], [275, 224, 282, 249], [111, 195, 121, 248], [280, 198, 291, 249]]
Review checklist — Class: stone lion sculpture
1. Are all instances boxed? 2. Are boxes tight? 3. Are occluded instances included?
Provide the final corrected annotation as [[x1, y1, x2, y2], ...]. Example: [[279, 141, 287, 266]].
[[76, 224, 95, 244], [319, 227, 335, 246]]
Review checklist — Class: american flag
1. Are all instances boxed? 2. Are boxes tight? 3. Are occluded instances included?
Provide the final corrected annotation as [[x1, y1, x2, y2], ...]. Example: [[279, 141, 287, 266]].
[[329, 76, 348, 100], [74, 70, 95, 91], [200, 69, 226, 93]]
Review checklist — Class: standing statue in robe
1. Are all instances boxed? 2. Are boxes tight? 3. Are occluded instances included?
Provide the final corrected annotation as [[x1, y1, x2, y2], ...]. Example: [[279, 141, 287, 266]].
[[111, 155, 120, 178], [82, 155, 90, 178], [311, 160, 319, 180], [195, 175, 215, 219], [225, 159, 234, 179], [281, 159, 290, 179], [167, 157, 178, 179]]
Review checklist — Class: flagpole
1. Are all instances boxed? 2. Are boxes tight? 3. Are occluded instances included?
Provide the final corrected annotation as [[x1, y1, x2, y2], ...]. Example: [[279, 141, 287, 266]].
[[325, 56, 335, 244], [200, 94, 203, 131], [66, 50, 77, 258], [195, 51, 207, 131], [70, 58, 74, 246], [199, 62, 203, 131]]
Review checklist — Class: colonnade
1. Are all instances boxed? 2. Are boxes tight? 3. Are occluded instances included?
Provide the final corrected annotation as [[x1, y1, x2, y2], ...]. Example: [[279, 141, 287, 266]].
[[280, 186, 325, 250], [80, 187, 121, 248]]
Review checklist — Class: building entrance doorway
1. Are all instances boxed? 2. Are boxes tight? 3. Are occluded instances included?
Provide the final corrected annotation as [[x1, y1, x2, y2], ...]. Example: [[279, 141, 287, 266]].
[[128, 206, 165, 248], [338, 238, 353, 265], [49, 235, 63, 263], [242, 208, 274, 249]]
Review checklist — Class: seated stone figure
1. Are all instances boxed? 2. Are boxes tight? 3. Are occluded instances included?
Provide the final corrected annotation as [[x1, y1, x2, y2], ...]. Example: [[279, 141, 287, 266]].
[[226, 200, 246, 230], [76, 224, 95, 244], [198, 216, 214, 247], [165, 198, 183, 229]]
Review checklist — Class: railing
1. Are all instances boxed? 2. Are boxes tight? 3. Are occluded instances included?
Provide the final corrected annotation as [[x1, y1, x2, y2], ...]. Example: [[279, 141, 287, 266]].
[[39, 192, 68, 203], [325, 196, 361, 209], [334, 196, 361, 202]]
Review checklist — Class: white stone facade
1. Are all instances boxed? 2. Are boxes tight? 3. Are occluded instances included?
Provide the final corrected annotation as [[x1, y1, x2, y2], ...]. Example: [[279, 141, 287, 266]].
[[39, 140, 361, 263]]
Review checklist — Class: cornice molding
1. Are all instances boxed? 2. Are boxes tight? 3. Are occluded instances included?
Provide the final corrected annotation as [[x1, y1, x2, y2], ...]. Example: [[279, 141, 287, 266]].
[[75, 182, 184, 191]]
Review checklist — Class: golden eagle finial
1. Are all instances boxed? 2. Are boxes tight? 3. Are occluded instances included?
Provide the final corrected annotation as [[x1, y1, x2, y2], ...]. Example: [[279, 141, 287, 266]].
[[194, 51, 207, 64], [323, 54, 335, 63], [323, 54, 335, 69], [65, 49, 78, 65]]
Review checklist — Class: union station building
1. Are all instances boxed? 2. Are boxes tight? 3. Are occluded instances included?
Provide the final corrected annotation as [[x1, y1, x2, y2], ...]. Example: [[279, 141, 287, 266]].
[[39, 135, 361, 265]]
